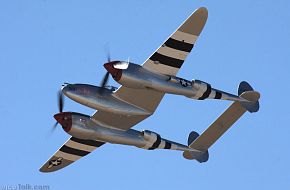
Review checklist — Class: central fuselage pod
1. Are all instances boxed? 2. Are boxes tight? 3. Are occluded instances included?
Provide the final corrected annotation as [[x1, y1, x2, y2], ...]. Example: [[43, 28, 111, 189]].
[[104, 62, 247, 102], [61, 84, 150, 115], [54, 112, 195, 152]]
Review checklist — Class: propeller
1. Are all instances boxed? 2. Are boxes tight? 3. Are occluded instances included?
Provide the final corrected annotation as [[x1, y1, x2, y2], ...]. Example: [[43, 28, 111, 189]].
[[99, 52, 111, 90], [100, 71, 110, 88], [100, 49, 129, 91], [51, 90, 64, 131]]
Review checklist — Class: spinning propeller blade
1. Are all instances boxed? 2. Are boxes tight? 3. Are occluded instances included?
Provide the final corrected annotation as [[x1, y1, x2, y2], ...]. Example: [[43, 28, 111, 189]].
[[106, 50, 111, 63], [51, 121, 58, 132], [52, 90, 64, 131], [100, 71, 110, 88], [99, 52, 111, 90], [58, 90, 64, 113]]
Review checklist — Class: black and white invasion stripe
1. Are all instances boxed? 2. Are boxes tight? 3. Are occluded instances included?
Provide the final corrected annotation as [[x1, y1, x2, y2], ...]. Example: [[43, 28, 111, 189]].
[[198, 83, 212, 100], [192, 80, 225, 101], [142, 131, 178, 151], [54, 137, 105, 161], [147, 139, 178, 151], [142, 8, 207, 76], [143, 29, 199, 75], [149, 35, 195, 69], [197, 85, 227, 101]]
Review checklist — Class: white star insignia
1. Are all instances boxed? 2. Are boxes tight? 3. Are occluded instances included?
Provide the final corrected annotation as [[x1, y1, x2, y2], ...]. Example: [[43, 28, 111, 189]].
[[48, 157, 63, 169], [180, 79, 188, 87]]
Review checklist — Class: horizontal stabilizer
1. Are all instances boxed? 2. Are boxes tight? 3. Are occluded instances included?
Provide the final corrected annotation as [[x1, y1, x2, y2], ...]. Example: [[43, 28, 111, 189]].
[[188, 100, 258, 151], [184, 82, 260, 161]]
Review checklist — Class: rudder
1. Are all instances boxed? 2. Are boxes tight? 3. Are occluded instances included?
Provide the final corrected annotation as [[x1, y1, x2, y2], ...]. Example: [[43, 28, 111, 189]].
[[238, 81, 260, 113], [183, 131, 209, 163], [188, 131, 199, 145]]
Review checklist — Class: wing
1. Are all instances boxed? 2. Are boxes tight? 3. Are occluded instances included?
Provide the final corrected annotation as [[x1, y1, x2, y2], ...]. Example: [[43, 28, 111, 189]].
[[91, 87, 164, 130], [39, 137, 105, 172], [142, 7, 208, 76], [91, 8, 208, 130]]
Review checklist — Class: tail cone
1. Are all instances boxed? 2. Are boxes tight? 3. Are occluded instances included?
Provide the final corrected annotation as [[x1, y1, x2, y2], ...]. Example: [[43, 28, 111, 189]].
[[238, 81, 260, 113]]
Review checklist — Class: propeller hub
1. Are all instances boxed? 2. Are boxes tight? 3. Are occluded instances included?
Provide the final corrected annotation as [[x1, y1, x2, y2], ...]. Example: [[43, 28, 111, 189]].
[[103, 61, 122, 81], [54, 112, 72, 132]]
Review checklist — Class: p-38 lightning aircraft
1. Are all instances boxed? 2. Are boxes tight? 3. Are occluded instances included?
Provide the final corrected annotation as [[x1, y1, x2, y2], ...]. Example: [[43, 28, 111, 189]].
[[40, 7, 260, 172]]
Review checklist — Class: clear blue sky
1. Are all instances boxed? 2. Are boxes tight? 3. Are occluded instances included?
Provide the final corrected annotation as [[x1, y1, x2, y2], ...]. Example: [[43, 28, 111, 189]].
[[0, 0, 289, 189]]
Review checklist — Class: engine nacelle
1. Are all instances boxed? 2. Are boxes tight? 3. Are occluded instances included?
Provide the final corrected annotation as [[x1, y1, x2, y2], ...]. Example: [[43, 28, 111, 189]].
[[54, 112, 97, 139], [191, 79, 211, 92], [141, 130, 160, 143]]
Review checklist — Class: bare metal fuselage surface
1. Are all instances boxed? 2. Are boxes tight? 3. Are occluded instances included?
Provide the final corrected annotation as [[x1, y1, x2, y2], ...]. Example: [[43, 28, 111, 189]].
[[62, 84, 150, 116], [62, 62, 248, 117], [111, 63, 245, 102]]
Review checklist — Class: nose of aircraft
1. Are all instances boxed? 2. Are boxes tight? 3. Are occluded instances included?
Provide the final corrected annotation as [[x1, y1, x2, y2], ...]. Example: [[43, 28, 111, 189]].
[[61, 83, 75, 96], [103, 61, 122, 81], [54, 112, 72, 132]]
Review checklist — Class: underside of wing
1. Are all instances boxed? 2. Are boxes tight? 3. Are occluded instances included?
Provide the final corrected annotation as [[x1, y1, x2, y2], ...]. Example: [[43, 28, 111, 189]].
[[91, 87, 164, 130], [40, 137, 105, 172], [91, 111, 149, 130], [92, 8, 208, 130], [142, 7, 208, 76]]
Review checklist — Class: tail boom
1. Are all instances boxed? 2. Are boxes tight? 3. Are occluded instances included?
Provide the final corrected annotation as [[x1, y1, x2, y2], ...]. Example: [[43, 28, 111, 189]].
[[183, 81, 260, 162]]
